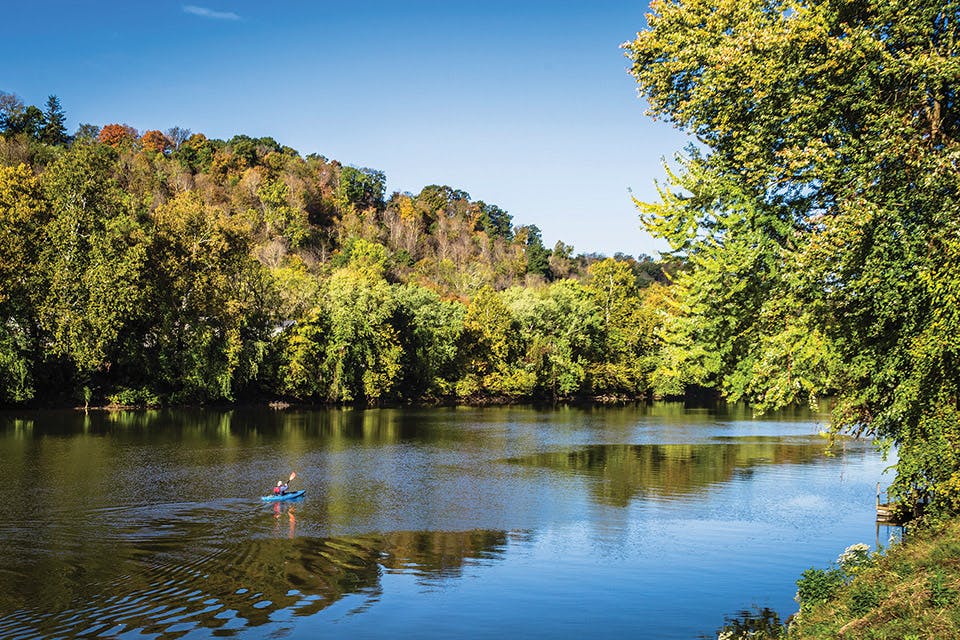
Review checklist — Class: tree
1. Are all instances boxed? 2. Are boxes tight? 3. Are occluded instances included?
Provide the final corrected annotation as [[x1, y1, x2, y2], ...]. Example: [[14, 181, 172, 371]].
[[626, 0, 960, 515], [98, 123, 138, 148], [585, 258, 654, 395], [257, 178, 309, 247], [515, 224, 550, 278], [0, 92, 23, 134], [40, 95, 68, 146], [39, 143, 149, 392], [140, 129, 171, 154], [458, 286, 533, 398], [336, 166, 386, 212], [476, 201, 513, 239], [165, 126, 191, 150], [392, 284, 466, 399], [321, 240, 402, 403], [0, 92, 41, 139], [175, 132, 214, 171], [503, 280, 604, 398], [74, 123, 100, 142], [0, 164, 47, 402], [147, 191, 277, 401]]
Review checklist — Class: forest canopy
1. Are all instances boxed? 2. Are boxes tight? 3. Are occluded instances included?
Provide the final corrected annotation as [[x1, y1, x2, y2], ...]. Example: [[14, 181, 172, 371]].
[[0, 91, 671, 408]]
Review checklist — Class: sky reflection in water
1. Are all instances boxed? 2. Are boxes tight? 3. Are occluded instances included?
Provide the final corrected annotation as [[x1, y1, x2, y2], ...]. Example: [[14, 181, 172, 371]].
[[0, 404, 893, 639]]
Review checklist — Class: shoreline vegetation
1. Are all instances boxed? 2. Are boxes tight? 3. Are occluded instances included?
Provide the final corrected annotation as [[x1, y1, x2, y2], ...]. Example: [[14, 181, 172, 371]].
[[53, 392, 655, 413], [716, 519, 960, 639]]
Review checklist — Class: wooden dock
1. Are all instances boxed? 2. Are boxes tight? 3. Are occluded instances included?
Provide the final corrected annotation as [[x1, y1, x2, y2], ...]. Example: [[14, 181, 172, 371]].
[[876, 482, 903, 524]]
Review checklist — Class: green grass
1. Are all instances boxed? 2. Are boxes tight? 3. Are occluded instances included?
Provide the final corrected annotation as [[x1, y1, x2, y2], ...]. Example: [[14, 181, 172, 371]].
[[788, 518, 960, 639]]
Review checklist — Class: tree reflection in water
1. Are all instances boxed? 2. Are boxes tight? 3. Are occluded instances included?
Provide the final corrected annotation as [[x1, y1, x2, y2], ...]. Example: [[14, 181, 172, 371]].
[[508, 438, 839, 507], [0, 526, 512, 639]]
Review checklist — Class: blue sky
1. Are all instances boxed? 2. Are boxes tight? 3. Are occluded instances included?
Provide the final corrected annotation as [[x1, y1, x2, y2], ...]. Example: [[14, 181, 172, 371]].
[[2, 1, 688, 257]]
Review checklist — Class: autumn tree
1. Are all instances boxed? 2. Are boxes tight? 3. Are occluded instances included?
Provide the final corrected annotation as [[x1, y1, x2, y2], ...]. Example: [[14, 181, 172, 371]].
[[140, 129, 171, 154], [98, 123, 138, 148]]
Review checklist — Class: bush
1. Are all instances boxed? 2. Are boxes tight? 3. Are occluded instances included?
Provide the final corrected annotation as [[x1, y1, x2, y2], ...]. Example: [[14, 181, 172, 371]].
[[929, 569, 958, 608], [847, 581, 883, 617], [796, 567, 845, 612], [107, 386, 161, 407]]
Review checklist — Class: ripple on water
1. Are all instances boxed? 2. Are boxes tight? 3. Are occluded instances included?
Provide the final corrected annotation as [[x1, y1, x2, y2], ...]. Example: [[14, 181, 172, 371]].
[[0, 500, 514, 640]]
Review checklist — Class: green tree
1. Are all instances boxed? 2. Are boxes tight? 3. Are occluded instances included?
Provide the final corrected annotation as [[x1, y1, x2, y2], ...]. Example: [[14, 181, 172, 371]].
[[503, 280, 604, 398], [476, 201, 513, 239], [458, 285, 533, 398], [626, 0, 960, 514], [40, 95, 68, 146], [515, 224, 550, 278], [147, 191, 276, 401], [257, 178, 309, 247], [585, 258, 654, 395], [336, 166, 386, 213], [39, 143, 149, 395], [322, 240, 402, 403], [392, 284, 467, 400]]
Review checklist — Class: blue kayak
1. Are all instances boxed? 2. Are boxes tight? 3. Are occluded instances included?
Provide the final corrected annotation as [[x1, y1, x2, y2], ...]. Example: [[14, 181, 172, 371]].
[[261, 490, 306, 502]]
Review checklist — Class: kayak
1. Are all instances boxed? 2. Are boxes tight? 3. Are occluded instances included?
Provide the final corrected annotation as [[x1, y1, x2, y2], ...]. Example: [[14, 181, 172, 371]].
[[261, 490, 306, 502]]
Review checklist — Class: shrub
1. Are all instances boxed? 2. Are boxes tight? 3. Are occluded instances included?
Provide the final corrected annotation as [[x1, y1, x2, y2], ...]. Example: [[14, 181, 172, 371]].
[[796, 567, 845, 612], [107, 386, 161, 407]]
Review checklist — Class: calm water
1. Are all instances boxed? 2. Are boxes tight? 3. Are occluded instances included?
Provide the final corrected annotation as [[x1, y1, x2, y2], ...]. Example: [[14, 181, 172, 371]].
[[0, 404, 894, 639]]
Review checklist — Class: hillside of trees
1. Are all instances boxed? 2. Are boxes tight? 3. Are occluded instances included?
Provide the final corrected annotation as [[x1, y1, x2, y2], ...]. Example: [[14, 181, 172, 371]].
[[0, 91, 675, 408]]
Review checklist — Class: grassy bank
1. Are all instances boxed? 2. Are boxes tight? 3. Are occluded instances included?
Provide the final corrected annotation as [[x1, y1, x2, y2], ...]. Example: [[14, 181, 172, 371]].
[[787, 518, 960, 639]]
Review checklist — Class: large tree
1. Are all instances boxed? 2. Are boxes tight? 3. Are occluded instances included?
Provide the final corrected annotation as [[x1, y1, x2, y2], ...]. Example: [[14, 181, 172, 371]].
[[626, 0, 960, 516]]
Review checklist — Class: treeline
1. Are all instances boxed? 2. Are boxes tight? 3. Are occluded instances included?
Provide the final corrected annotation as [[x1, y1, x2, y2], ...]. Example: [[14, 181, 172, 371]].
[[0, 91, 675, 407]]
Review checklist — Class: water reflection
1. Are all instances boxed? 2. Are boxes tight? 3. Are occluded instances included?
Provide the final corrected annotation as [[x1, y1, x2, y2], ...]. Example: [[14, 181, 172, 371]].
[[708, 607, 785, 639], [0, 405, 881, 639], [508, 437, 847, 507], [0, 525, 510, 639]]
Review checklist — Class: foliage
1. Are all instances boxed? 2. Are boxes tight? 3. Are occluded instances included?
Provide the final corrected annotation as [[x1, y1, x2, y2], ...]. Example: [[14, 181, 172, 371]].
[[796, 567, 846, 613], [106, 386, 161, 407], [336, 165, 385, 212], [40, 95, 68, 146], [140, 129, 171, 154], [788, 520, 960, 639], [627, 0, 960, 517], [97, 123, 138, 148], [0, 92, 669, 407]]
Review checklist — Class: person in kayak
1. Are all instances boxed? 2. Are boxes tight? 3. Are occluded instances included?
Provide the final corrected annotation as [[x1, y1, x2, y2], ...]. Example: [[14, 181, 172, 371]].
[[274, 480, 289, 496]]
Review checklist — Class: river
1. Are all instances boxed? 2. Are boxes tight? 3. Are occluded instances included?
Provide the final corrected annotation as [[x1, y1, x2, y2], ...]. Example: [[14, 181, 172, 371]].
[[0, 403, 894, 639]]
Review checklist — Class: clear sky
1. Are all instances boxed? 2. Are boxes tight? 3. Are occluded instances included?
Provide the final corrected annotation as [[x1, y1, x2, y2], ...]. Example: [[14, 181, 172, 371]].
[[2, 1, 688, 257]]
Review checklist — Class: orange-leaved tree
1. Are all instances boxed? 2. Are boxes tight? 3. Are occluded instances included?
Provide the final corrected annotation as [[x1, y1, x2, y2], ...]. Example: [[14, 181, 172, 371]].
[[140, 129, 171, 154], [98, 123, 138, 148]]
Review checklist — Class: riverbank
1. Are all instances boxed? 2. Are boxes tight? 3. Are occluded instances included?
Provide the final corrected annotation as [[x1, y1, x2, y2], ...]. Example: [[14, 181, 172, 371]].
[[785, 517, 960, 639]]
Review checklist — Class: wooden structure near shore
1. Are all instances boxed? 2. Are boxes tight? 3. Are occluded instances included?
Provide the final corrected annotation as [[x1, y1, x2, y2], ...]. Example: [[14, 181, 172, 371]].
[[876, 482, 904, 524]]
